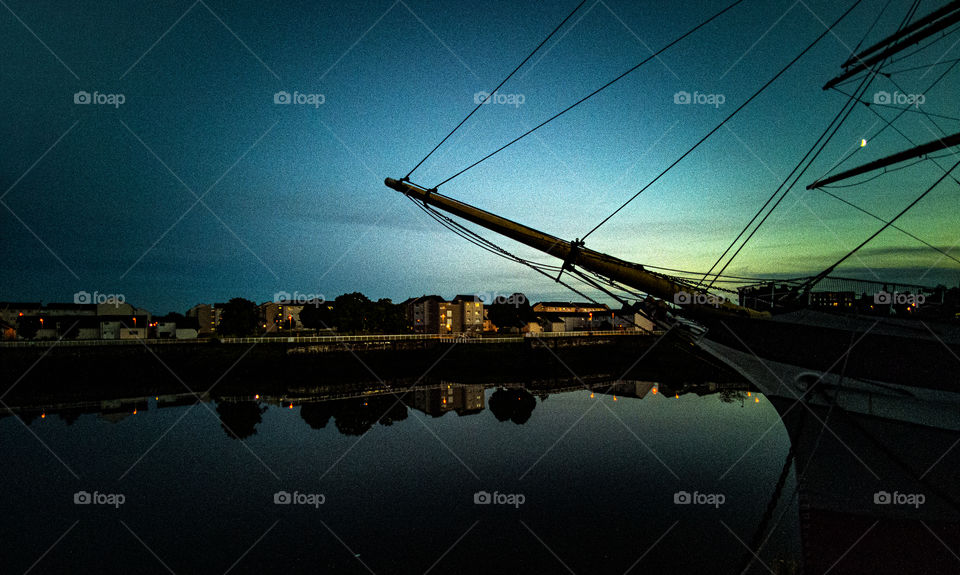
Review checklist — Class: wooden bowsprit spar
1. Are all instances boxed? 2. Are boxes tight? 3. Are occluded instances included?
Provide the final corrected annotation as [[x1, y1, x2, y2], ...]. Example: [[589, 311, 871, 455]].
[[384, 177, 770, 321]]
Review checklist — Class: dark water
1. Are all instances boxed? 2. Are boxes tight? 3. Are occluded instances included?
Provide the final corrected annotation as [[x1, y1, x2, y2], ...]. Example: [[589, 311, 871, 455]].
[[1, 381, 804, 574]]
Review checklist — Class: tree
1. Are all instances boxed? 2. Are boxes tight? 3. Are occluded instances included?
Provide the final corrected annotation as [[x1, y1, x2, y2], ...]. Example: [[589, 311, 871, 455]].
[[16, 316, 41, 340], [486, 293, 534, 330], [218, 298, 258, 337], [368, 298, 407, 333], [334, 292, 371, 333], [299, 300, 335, 330]]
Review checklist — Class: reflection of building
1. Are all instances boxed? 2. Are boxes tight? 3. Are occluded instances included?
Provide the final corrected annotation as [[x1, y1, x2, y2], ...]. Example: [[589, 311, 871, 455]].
[[598, 380, 657, 399], [98, 399, 148, 423], [411, 383, 485, 416]]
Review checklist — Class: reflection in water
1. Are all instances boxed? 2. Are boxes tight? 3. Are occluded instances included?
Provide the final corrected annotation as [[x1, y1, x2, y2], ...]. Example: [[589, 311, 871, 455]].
[[763, 396, 960, 574], [487, 388, 537, 424], [299, 401, 334, 430], [2, 367, 958, 573], [215, 401, 267, 440], [2, 378, 751, 440]]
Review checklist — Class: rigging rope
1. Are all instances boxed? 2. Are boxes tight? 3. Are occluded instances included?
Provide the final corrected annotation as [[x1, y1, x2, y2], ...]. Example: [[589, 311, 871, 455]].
[[818, 39, 960, 180], [801, 155, 960, 291], [701, 0, 925, 290], [404, 0, 588, 180], [431, 0, 748, 189], [817, 187, 960, 266], [580, 0, 867, 243]]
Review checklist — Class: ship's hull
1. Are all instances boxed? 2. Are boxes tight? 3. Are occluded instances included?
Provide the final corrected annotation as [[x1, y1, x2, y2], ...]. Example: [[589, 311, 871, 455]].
[[695, 309, 960, 393], [695, 311, 960, 574]]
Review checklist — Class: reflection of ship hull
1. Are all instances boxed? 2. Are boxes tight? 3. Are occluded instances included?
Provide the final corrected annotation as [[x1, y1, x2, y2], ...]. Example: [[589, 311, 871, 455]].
[[771, 397, 960, 574], [697, 313, 960, 573]]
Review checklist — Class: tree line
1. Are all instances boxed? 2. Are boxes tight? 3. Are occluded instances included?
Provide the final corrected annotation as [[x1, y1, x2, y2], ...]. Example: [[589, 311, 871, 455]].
[[218, 292, 407, 337]]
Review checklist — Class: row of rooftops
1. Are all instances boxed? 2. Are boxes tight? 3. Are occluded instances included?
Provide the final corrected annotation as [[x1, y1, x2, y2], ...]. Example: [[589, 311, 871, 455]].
[[4, 298, 612, 312], [400, 295, 611, 312]]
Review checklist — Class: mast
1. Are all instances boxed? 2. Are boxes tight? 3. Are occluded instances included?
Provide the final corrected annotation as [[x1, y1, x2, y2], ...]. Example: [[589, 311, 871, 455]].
[[823, 2, 960, 90], [840, 0, 960, 68], [807, 131, 960, 189], [385, 178, 770, 320]]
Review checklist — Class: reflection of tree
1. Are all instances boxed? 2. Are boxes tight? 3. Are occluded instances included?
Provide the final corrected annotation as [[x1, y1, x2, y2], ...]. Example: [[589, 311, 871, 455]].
[[59, 411, 81, 425], [719, 389, 748, 404], [331, 396, 409, 436], [378, 399, 408, 426], [216, 401, 267, 439], [488, 388, 537, 424], [299, 402, 335, 429]]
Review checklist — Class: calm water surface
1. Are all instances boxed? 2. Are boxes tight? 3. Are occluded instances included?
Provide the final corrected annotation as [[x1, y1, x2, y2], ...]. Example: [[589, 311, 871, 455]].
[[2, 382, 800, 573]]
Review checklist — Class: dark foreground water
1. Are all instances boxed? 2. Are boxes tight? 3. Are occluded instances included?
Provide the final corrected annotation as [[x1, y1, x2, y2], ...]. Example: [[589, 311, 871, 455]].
[[1, 380, 808, 574]]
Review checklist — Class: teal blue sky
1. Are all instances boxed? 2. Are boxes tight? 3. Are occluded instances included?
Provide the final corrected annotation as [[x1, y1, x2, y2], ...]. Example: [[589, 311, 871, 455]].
[[2, 0, 958, 313]]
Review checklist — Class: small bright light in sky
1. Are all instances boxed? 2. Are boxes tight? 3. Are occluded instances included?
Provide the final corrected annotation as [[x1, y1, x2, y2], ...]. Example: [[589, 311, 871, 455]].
[[860, 138, 867, 147]]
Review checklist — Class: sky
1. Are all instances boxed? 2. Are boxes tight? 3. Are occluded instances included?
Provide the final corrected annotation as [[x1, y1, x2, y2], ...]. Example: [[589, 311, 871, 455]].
[[2, 0, 959, 314]]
